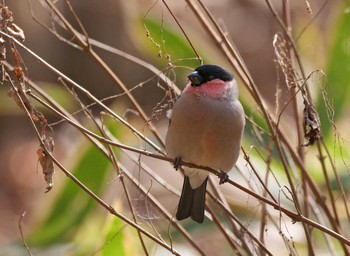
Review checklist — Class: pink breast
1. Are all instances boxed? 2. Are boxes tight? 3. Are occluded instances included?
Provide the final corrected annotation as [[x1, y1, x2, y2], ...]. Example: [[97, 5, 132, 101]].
[[183, 79, 227, 98]]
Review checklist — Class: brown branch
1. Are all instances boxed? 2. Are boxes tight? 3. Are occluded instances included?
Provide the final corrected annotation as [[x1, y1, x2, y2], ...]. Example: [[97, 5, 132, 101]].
[[8, 76, 181, 255], [43, 0, 165, 147], [0, 32, 164, 154], [60, 80, 149, 255], [25, 73, 350, 247], [18, 211, 33, 256]]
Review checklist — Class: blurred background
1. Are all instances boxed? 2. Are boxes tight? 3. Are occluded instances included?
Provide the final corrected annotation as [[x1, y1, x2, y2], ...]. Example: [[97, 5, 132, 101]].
[[0, 0, 349, 255]]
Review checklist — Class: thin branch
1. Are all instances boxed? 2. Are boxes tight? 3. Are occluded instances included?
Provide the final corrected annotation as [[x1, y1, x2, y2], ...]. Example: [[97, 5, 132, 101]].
[[24, 84, 350, 246], [22, 69, 350, 247], [207, 192, 273, 256], [8, 75, 181, 255], [184, 2, 349, 252], [295, 1, 329, 41], [0, 31, 164, 154], [18, 211, 33, 256], [43, 0, 165, 146], [162, 0, 202, 65], [320, 138, 350, 223], [316, 141, 340, 226], [206, 206, 245, 254], [61, 79, 149, 255]]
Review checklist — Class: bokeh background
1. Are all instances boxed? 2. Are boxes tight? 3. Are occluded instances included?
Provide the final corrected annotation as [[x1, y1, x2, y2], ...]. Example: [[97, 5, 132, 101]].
[[0, 0, 349, 255]]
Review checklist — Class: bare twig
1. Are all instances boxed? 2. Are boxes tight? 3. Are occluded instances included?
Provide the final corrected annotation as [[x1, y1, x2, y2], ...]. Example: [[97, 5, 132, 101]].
[[4, 1, 350, 255], [8, 75, 182, 255], [18, 211, 33, 256], [43, 0, 165, 146]]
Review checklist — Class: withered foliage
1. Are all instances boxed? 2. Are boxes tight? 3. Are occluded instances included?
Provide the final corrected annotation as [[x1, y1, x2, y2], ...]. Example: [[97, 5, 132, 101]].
[[1, 4, 55, 191], [273, 32, 321, 146]]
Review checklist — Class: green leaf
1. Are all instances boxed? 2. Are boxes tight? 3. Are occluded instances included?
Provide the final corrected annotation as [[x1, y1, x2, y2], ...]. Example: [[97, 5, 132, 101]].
[[1, 82, 76, 116], [128, 17, 209, 87], [318, 3, 350, 136], [101, 214, 126, 256], [29, 143, 111, 246], [142, 18, 202, 67]]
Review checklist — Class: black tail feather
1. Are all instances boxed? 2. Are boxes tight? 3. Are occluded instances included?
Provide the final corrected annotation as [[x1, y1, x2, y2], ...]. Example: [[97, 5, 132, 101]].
[[176, 176, 208, 223]]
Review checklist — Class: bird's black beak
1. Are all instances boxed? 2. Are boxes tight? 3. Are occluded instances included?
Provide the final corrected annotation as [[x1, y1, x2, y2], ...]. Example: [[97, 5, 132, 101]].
[[188, 71, 202, 87]]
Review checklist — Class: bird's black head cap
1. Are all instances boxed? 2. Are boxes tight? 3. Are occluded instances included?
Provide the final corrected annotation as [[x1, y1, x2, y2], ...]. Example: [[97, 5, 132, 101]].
[[188, 64, 233, 86]]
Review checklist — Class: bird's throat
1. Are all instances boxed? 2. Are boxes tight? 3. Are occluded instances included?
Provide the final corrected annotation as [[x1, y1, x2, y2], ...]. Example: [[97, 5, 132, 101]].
[[184, 79, 228, 99]]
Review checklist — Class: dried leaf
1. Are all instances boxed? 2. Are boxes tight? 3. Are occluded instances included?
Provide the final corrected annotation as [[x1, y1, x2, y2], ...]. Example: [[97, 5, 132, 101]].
[[273, 33, 295, 89], [305, 1, 312, 15], [303, 102, 321, 146], [7, 23, 25, 42], [37, 136, 55, 192], [0, 37, 6, 61]]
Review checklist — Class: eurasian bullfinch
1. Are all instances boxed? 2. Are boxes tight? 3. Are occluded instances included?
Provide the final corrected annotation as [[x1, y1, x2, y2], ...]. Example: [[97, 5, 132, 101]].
[[165, 64, 245, 223]]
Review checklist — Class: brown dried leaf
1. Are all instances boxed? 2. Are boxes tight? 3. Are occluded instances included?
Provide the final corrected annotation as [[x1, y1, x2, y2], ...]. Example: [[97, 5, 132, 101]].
[[306, 1, 312, 15], [273, 33, 295, 89], [303, 103, 321, 146], [37, 136, 55, 192]]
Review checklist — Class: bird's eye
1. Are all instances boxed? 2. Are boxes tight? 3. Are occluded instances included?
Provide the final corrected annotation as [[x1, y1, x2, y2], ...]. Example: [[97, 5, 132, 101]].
[[189, 76, 201, 85]]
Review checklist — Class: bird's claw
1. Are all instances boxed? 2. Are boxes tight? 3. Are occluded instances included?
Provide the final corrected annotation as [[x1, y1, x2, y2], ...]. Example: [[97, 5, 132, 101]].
[[218, 171, 229, 184], [173, 157, 182, 170]]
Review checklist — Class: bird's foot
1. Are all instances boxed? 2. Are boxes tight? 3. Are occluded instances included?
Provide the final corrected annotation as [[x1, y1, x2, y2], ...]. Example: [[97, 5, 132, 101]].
[[173, 157, 182, 171], [218, 171, 229, 185]]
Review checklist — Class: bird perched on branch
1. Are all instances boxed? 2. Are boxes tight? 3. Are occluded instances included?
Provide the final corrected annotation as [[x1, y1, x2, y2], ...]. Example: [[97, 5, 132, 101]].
[[165, 64, 245, 223]]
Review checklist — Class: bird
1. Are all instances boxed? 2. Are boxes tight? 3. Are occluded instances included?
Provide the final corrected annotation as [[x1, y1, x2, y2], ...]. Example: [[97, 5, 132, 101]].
[[165, 64, 245, 223]]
